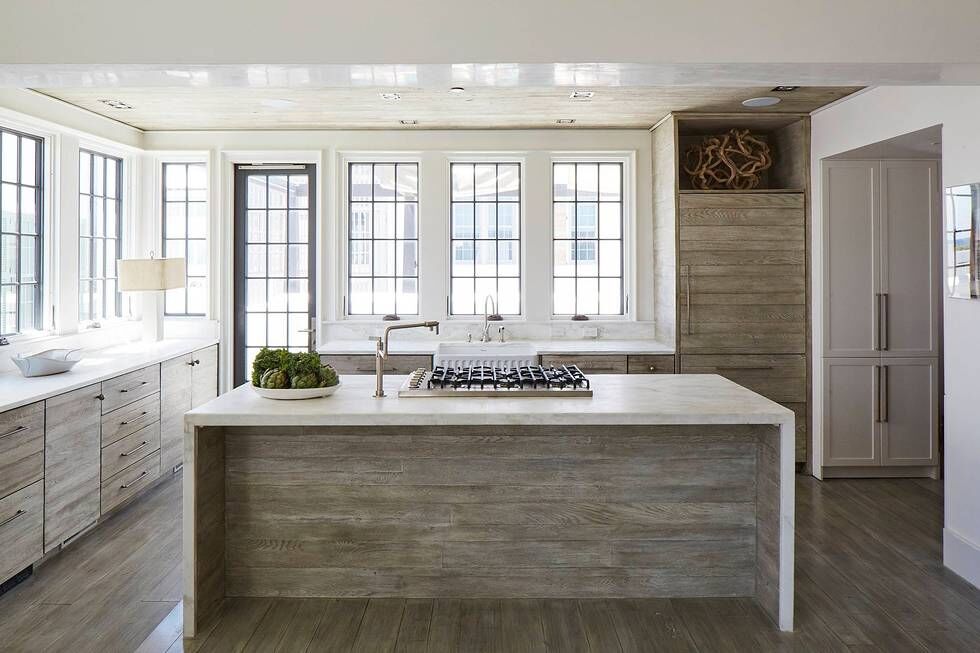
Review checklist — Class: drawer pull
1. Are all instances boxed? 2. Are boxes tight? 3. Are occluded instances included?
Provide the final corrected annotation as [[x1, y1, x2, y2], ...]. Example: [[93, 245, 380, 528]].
[[648, 366, 657, 371], [714, 366, 775, 372], [120, 470, 149, 489], [96, 393, 105, 401], [120, 381, 149, 393], [0, 425, 29, 440], [120, 411, 149, 426], [193, 359, 200, 365], [0, 509, 26, 529], [121, 441, 150, 457]]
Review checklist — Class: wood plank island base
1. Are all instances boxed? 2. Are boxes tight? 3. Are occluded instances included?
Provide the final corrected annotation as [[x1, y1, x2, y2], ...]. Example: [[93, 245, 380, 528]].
[[183, 374, 795, 638]]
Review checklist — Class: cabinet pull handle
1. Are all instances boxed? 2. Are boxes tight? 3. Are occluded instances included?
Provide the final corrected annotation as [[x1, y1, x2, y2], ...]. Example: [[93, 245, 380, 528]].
[[193, 359, 200, 365], [120, 411, 148, 426], [0, 425, 28, 440], [881, 364, 889, 423], [874, 293, 881, 351], [0, 509, 26, 529], [121, 441, 150, 457], [881, 293, 889, 351], [683, 266, 692, 336], [648, 365, 657, 371], [187, 361, 195, 366], [120, 470, 148, 488], [874, 365, 881, 423], [96, 393, 105, 401], [120, 381, 148, 393]]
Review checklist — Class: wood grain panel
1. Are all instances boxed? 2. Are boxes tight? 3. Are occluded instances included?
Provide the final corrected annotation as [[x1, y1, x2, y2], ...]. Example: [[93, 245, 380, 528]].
[[100, 450, 161, 515], [221, 424, 771, 601], [101, 365, 160, 414], [320, 354, 432, 375], [626, 354, 676, 374], [101, 422, 161, 480], [101, 392, 160, 447], [161, 355, 192, 475], [0, 480, 43, 583], [44, 383, 102, 552], [539, 354, 628, 374], [192, 346, 219, 407], [679, 354, 806, 403], [679, 193, 804, 209], [0, 401, 44, 500]]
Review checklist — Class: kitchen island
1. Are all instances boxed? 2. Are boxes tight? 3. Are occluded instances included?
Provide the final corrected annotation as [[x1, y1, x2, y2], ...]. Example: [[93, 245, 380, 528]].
[[183, 374, 795, 635]]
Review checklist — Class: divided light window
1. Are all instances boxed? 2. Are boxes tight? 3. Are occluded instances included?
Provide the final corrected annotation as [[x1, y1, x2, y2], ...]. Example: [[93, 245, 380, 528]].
[[347, 162, 419, 316], [79, 150, 123, 323], [0, 127, 43, 335], [163, 162, 208, 315], [450, 162, 521, 315], [553, 162, 624, 316]]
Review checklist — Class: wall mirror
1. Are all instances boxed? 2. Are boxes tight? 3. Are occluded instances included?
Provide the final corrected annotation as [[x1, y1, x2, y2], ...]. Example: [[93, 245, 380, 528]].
[[944, 183, 980, 299]]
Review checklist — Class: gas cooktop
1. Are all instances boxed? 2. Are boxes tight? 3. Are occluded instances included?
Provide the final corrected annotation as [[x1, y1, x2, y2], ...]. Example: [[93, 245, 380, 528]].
[[398, 364, 594, 397]]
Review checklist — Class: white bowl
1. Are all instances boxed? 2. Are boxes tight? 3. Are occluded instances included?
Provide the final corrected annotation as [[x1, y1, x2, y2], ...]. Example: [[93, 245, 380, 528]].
[[252, 381, 342, 400], [13, 348, 83, 377]]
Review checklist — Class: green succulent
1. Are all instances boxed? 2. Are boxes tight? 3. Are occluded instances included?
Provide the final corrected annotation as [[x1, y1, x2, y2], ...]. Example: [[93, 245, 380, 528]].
[[318, 364, 339, 387], [259, 368, 289, 389]]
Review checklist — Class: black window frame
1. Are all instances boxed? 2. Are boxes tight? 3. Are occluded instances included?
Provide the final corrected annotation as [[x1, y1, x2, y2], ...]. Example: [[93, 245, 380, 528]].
[[0, 125, 44, 336], [162, 161, 208, 316], [79, 148, 123, 324], [552, 161, 626, 317], [449, 161, 522, 316]]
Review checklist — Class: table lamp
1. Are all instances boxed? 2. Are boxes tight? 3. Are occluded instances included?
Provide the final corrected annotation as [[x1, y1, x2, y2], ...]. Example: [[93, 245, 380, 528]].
[[118, 255, 185, 342]]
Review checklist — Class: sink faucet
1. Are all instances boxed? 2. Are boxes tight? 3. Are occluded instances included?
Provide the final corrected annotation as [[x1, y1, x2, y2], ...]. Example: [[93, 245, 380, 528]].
[[374, 320, 439, 397], [481, 295, 502, 342]]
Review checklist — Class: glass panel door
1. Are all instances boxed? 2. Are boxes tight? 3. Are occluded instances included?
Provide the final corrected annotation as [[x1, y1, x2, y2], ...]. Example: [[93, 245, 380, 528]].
[[233, 164, 316, 385]]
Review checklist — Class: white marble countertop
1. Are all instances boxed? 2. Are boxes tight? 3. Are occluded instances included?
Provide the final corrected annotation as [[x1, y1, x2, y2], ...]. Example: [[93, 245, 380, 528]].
[[0, 337, 218, 413], [186, 373, 793, 429], [318, 338, 675, 356]]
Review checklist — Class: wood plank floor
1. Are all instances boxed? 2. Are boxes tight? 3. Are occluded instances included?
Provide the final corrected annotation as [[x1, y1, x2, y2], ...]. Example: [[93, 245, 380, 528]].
[[2, 474, 980, 651]]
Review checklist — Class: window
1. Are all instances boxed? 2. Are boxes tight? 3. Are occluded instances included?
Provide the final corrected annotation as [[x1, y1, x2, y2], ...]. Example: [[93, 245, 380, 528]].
[[163, 162, 208, 315], [552, 162, 624, 316], [347, 162, 419, 316], [0, 127, 43, 335], [79, 150, 122, 323], [945, 183, 980, 298], [450, 162, 521, 315]]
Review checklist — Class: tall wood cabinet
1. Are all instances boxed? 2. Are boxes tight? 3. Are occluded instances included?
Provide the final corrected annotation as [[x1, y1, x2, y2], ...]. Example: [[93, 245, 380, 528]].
[[161, 345, 218, 474], [821, 159, 940, 476], [654, 113, 812, 464]]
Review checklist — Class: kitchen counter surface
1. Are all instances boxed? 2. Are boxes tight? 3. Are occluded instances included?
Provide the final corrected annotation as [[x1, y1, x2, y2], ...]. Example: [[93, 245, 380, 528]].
[[186, 373, 792, 429], [318, 338, 675, 356], [0, 337, 218, 413]]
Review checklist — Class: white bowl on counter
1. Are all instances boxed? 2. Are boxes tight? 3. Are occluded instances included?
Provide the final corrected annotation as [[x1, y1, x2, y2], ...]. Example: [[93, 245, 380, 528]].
[[13, 348, 83, 377], [252, 382, 342, 400]]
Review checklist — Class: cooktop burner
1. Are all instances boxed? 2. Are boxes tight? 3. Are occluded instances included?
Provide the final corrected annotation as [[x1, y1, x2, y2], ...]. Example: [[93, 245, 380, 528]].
[[399, 364, 593, 397]]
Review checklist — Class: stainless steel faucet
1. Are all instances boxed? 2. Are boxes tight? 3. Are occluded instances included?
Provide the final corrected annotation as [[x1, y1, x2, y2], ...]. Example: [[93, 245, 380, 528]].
[[374, 321, 439, 397], [481, 295, 502, 342]]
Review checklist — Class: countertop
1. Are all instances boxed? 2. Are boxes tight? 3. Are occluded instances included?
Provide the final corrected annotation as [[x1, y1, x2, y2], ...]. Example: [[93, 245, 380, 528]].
[[185, 373, 793, 429], [318, 339, 675, 356], [0, 337, 218, 413]]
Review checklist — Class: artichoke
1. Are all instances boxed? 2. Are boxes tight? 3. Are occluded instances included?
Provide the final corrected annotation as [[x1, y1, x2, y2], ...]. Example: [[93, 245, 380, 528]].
[[291, 372, 319, 389], [259, 368, 289, 389], [318, 364, 339, 387]]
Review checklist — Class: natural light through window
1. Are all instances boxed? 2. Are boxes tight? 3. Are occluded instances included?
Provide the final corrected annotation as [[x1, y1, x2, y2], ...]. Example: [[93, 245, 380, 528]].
[[163, 162, 208, 315], [450, 162, 521, 315], [553, 162, 624, 316], [79, 150, 122, 323], [347, 162, 419, 316]]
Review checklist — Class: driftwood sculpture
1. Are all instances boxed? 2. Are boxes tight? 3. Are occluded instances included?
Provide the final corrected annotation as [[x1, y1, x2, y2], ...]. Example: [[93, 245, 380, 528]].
[[683, 128, 773, 190]]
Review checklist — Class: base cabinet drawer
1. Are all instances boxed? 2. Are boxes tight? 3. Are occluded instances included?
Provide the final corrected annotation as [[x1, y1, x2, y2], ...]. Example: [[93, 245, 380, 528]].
[[320, 354, 432, 375], [101, 451, 161, 515], [0, 401, 45, 499], [627, 355, 676, 374], [0, 480, 43, 583], [678, 354, 806, 403], [540, 354, 628, 374], [101, 365, 161, 414], [101, 423, 161, 480], [101, 393, 160, 447]]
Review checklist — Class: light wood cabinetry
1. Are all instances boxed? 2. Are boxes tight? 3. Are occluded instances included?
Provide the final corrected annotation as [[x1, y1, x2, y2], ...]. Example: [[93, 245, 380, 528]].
[[44, 384, 102, 552], [101, 365, 160, 414], [100, 450, 161, 514], [0, 401, 44, 500], [320, 353, 432, 375], [626, 355, 676, 374], [539, 354, 628, 374], [821, 160, 940, 476], [0, 480, 43, 584], [192, 345, 219, 406], [160, 345, 219, 475]]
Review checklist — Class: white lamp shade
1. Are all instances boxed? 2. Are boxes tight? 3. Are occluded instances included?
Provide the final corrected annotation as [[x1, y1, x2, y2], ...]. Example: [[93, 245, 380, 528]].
[[118, 257, 186, 291]]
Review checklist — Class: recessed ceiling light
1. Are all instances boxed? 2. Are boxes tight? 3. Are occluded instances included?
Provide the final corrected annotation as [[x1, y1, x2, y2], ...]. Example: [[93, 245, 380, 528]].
[[741, 96, 781, 108], [771, 86, 799, 92], [556, 118, 576, 125], [97, 98, 134, 110], [449, 86, 466, 94], [380, 92, 401, 101], [400, 119, 417, 125], [569, 90, 594, 100]]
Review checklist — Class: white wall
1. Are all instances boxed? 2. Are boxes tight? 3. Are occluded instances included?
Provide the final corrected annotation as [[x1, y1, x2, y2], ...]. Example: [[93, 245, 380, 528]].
[[811, 86, 980, 588], [4, 1, 980, 66]]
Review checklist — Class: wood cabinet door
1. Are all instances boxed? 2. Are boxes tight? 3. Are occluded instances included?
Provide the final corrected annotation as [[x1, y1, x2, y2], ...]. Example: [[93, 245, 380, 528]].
[[822, 358, 881, 467], [160, 356, 193, 475], [822, 161, 881, 357], [44, 383, 102, 552], [191, 345, 219, 408], [880, 161, 941, 358], [678, 192, 806, 354], [880, 358, 938, 466]]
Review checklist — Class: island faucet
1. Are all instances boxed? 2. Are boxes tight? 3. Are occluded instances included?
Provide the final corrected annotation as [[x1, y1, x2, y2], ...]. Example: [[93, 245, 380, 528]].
[[481, 295, 502, 342], [374, 320, 439, 397]]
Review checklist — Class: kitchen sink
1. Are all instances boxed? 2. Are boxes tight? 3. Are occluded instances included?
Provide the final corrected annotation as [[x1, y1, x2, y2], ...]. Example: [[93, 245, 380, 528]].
[[433, 341, 537, 368]]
